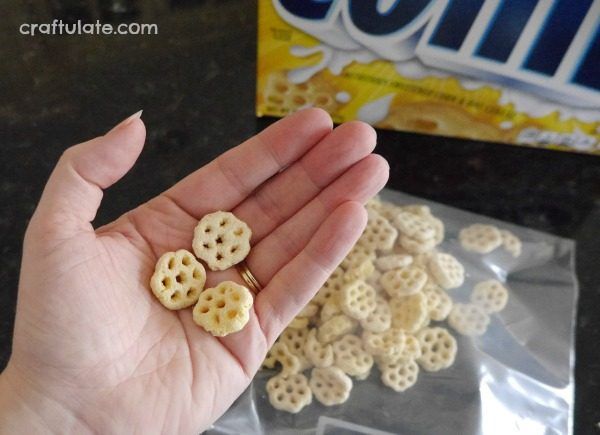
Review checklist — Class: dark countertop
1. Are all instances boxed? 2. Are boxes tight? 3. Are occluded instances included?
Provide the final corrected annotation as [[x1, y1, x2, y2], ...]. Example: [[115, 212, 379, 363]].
[[0, 1, 598, 433]]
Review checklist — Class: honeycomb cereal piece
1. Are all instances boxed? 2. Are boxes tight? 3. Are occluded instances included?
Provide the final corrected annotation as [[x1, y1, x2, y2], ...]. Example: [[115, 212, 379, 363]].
[[376, 331, 422, 364], [262, 347, 277, 369], [263, 71, 341, 114], [192, 211, 251, 271], [500, 229, 522, 257], [400, 204, 431, 217], [398, 333, 422, 361], [379, 359, 419, 392], [380, 102, 505, 141], [150, 249, 206, 310], [448, 303, 490, 336], [358, 210, 398, 251], [266, 373, 312, 413], [320, 297, 342, 322], [416, 327, 457, 372], [340, 280, 377, 320], [309, 366, 353, 406], [279, 328, 309, 360], [304, 329, 334, 368], [394, 211, 436, 242], [354, 368, 372, 381], [375, 254, 413, 272], [298, 302, 319, 318], [380, 265, 428, 298], [389, 293, 428, 333], [365, 268, 383, 291], [344, 259, 375, 283], [422, 280, 453, 321], [360, 295, 392, 333], [399, 233, 436, 254], [288, 316, 309, 330], [362, 328, 405, 357], [340, 244, 377, 271], [262, 342, 300, 375], [378, 201, 402, 222], [426, 215, 445, 245], [318, 314, 357, 344], [412, 251, 435, 269], [365, 196, 383, 214], [471, 279, 509, 314], [332, 334, 374, 377], [192, 281, 253, 336], [459, 224, 502, 254], [312, 267, 344, 306], [428, 252, 465, 289]]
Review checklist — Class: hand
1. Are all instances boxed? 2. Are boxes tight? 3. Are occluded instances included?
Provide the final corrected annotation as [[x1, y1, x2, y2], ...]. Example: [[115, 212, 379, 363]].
[[0, 109, 388, 433]]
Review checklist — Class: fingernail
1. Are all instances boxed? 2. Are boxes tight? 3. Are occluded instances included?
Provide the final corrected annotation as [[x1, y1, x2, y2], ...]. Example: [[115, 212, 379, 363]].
[[109, 110, 143, 133], [125, 110, 143, 124]]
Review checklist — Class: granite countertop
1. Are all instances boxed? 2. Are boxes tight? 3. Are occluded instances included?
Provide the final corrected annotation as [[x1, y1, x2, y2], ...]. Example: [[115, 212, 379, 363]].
[[0, 0, 598, 432]]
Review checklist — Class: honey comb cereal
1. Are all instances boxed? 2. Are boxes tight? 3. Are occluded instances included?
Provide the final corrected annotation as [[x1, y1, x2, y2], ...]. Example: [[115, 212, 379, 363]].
[[416, 327, 457, 372], [287, 316, 309, 330], [340, 280, 377, 320], [448, 303, 490, 337], [192, 281, 253, 337], [262, 71, 341, 114], [192, 211, 251, 271], [459, 223, 502, 254], [389, 293, 429, 333], [359, 295, 392, 333], [398, 333, 422, 362], [150, 249, 206, 310], [260, 196, 518, 412], [394, 210, 436, 242], [375, 254, 413, 271], [380, 265, 428, 298], [318, 314, 357, 344], [298, 302, 319, 318], [500, 229, 522, 258], [400, 204, 431, 217], [340, 244, 376, 271], [358, 209, 398, 251], [262, 342, 301, 375], [399, 233, 437, 254], [362, 329, 405, 358], [312, 267, 344, 306], [471, 279, 509, 314], [379, 359, 419, 392], [426, 215, 445, 246], [266, 372, 312, 413], [309, 366, 353, 406], [422, 280, 453, 321], [343, 259, 376, 283], [332, 334, 374, 378], [428, 252, 465, 289], [279, 328, 310, 365], [304, 329, 334, 368], [320, 297, 342, 323]]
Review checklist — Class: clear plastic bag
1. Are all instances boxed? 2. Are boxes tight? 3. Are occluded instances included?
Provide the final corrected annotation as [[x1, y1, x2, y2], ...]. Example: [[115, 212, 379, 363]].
[[208, 189, 577, 435]]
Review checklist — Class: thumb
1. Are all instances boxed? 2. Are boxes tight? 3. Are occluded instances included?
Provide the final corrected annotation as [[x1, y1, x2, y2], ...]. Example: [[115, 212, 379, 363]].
[[29, 111, 146, 239]]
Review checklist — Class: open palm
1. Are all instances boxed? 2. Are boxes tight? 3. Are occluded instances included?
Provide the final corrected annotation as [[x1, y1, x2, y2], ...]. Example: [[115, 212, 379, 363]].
[[3, 109, 388, 433]]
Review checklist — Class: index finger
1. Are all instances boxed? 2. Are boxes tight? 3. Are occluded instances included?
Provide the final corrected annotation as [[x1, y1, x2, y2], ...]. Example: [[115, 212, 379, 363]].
[[163, 108, 333, 218]]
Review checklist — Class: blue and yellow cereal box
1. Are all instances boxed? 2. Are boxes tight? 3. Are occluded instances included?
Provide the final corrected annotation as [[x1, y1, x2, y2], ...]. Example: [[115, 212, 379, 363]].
[[257, 0, 600, 154]]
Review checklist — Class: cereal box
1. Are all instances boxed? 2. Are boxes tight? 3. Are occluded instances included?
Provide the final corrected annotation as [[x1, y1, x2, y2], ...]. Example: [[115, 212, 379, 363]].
[[256, 0, 600, 154]]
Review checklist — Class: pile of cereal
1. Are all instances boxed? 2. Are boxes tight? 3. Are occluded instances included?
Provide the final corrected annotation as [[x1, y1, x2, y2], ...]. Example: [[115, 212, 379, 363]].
[[262, 197, 519, 412]]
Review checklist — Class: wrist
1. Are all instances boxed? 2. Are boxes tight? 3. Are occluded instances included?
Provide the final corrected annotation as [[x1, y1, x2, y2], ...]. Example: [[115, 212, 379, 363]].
[[0, 363, 91, 434]]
